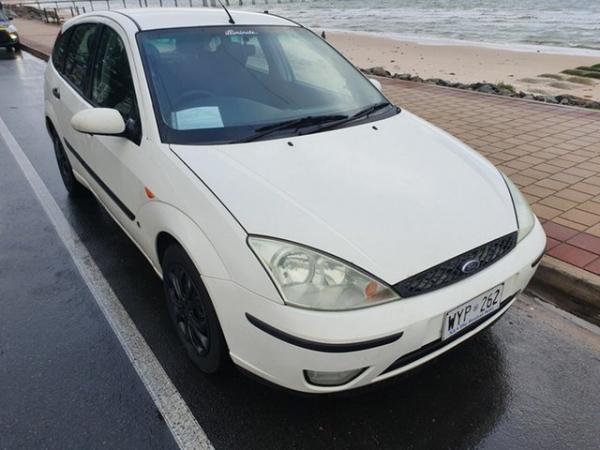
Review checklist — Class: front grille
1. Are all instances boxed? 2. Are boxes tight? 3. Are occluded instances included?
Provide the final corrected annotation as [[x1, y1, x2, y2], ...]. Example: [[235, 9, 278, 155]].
[[394, 232, 517, 298]]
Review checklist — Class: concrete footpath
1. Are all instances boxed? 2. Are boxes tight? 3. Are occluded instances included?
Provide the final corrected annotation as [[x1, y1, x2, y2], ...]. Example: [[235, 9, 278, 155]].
[[8, 17, 600, 321]]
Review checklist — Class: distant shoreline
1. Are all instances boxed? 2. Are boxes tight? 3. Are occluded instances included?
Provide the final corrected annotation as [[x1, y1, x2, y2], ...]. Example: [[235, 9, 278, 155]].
[[322, 29, 600, 59]]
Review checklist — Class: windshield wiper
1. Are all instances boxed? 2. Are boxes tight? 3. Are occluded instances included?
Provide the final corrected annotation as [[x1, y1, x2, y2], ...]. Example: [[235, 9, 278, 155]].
[[239, 114, 348, 143], [316, 102, 393, 132]]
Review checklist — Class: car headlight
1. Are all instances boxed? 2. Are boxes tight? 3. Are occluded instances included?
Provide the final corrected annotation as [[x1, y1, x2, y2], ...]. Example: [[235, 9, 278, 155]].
[[502, 174, 535, 242], [248, 237, 401, 311], [7, 24, 17, 34]]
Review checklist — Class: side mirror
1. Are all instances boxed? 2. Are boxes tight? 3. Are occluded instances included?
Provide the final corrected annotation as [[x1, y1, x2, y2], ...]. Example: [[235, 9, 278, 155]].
[[369, 78, 383, 92], [71, 108, 125, 136]]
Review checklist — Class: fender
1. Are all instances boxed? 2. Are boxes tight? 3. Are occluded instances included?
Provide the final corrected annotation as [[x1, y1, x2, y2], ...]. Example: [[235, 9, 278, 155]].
[[136, 200, 230, 280]]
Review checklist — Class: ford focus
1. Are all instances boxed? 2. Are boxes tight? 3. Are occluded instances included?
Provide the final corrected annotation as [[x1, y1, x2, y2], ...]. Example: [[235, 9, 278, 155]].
[[44, 8, 546, 393]]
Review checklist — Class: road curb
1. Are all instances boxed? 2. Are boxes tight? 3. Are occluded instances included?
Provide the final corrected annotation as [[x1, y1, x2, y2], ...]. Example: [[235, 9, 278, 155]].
[[19, 41, 50, 61], [531, 256, 600, 326]]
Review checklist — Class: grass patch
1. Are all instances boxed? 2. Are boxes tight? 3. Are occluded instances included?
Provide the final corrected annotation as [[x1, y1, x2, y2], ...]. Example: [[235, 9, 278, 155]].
[[562, 68, 600, 79], [496, 82, 516, 93], [562, 69, 586, 76], [592, 63, 600, 69], [539, 73, 564, 80], [576, 65, 600, 73], [583, 71, 600, 79], [566, 76, 595, 85]]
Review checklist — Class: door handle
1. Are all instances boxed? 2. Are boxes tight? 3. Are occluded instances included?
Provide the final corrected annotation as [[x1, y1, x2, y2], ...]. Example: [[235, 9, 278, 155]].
[[52, 87, 60, 99]]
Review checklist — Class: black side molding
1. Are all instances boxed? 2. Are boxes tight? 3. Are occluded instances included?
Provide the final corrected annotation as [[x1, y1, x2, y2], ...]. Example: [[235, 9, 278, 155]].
[[531, 251, 545, 267], [246, 313, 403, 353], [64, 139, 136, 221]]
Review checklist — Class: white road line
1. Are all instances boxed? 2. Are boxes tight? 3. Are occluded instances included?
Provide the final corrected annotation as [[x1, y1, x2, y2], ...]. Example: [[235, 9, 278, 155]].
[[0, 117, 213, 450]]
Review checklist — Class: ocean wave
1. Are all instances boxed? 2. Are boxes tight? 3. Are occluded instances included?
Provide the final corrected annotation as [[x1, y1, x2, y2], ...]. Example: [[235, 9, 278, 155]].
[[235, 0, 600, 52]]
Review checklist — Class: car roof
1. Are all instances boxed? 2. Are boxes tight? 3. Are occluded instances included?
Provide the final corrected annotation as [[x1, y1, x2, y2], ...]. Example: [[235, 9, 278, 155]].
[[111, 8, 298, 31]]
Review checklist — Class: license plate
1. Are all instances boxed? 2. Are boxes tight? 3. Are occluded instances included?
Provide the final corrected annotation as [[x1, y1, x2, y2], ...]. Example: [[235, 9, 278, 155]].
[[442, 285, 504, 340]]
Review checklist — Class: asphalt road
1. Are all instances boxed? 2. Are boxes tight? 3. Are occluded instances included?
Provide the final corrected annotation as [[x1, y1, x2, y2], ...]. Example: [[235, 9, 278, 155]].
[[1, 50, 599, 450]]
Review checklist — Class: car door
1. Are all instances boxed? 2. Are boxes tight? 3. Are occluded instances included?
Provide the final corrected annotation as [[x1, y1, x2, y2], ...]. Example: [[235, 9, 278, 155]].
[[52, 22, 101, 187], [87, 25, 146, 236], [46, 26, 72, 131]]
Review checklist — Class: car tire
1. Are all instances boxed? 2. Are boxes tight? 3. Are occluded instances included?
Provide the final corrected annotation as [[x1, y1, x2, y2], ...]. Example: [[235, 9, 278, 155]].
[[162, 244, 228, 374], [52, 133, 85, 197]]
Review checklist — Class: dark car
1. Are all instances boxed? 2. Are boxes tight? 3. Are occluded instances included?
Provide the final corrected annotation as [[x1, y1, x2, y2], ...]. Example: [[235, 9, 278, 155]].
[[0, 10, 19, 51]]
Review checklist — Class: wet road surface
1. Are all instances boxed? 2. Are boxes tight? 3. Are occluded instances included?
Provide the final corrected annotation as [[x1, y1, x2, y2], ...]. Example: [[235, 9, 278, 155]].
[[1, 51, 599, 450]]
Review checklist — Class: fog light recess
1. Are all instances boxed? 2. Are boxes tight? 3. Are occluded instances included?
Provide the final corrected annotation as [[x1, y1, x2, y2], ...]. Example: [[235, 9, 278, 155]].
[[304, 368, 366, 387]]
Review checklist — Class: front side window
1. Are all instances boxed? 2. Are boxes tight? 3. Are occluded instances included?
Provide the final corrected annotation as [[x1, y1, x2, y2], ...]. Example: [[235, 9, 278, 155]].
[[138, 26, 394, 145], [91, 27, 136, 120], [63, 24, 99, 92], [52, 28, 73, 73]]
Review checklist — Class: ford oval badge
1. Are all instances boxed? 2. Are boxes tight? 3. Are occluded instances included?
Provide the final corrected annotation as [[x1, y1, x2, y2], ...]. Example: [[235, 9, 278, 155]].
[[461, 259, 481, 274]]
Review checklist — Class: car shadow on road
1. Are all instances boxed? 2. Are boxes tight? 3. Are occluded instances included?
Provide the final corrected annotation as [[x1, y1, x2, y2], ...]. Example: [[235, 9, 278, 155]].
[[203, 329, 508, 449]]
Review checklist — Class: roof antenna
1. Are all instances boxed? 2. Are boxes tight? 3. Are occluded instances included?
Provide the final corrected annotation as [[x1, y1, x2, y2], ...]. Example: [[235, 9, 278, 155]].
[[216, 0, 235, 25]]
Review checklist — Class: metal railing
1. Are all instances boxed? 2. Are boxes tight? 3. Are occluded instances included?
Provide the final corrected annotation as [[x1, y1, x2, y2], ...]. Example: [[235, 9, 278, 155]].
[[6, 0, 310, 23]]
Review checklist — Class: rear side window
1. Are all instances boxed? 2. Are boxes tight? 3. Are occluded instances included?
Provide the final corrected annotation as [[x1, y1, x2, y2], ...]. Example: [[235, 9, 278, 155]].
[[90, 27, 137, 120], [51, 28, 73, 73], [63, 23, 98, 92]]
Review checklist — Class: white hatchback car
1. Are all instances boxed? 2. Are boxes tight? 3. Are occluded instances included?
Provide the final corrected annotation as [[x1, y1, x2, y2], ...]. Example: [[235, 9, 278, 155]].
[[45, 8, 546, 393]]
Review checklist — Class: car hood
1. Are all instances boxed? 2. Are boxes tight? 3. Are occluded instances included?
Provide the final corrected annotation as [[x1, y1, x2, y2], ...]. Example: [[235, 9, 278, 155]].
[[171, 111, 517, 284]]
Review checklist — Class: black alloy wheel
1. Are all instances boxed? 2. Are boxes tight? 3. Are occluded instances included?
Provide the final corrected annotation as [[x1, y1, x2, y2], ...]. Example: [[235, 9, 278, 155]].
[[52, 133, 85, 196], [166, 263, 211, 356], [162, 244, 228, 373]]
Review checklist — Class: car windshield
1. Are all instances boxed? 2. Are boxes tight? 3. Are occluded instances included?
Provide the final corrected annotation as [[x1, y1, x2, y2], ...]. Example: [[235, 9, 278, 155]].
[[137, 25, 395, 145], [0, 11, 9, 22]]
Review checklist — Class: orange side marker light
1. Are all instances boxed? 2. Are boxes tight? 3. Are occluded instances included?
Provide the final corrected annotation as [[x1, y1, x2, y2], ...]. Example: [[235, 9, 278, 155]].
[[144, 187, 155, 199]]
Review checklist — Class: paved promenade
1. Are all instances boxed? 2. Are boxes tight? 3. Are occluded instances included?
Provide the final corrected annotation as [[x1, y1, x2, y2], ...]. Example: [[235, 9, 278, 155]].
[[12, 18, 59, 56], [381, 79, 600, 275], [7, 18, 600, 277]]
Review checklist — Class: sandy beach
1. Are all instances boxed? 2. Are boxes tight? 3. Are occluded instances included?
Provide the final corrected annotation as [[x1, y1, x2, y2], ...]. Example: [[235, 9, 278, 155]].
[[327, 31, 600, 101]]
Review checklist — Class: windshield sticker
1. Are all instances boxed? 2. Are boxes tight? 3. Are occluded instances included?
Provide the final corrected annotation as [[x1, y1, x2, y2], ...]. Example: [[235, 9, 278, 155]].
[[225, 29, 258, 37], [172, 107, 224, 130]]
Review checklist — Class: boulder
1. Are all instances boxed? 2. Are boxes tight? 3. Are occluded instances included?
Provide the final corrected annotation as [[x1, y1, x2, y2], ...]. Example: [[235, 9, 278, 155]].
[[540, 95, 558, 104], [393, 73, 413, 81], [425, 78, 447, 86], [365, 66, 390, 77], [497, 88, 516, 97], [476, 84, 496, 94]]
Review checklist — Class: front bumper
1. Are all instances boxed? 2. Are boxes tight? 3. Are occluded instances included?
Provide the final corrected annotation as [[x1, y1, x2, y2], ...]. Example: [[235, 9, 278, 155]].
[[205, 219, 546, 393], [0, 30, 18, 47]]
